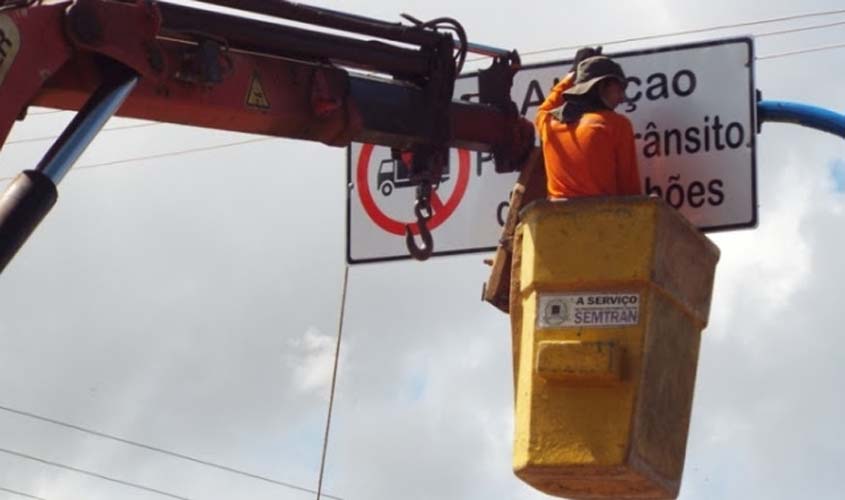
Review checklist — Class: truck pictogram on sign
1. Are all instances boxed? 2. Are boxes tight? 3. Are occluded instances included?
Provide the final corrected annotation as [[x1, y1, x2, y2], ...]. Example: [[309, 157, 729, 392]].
[[348, 144, 471, 262], [376, 151, 451, 197]]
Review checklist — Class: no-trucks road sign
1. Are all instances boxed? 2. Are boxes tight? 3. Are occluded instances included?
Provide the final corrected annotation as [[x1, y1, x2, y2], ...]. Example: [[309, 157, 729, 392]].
[[347, 37, 756, 264]]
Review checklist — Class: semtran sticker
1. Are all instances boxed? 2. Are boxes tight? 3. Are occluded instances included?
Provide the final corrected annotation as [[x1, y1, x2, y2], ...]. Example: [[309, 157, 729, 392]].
[[537, 292, 641, 329]]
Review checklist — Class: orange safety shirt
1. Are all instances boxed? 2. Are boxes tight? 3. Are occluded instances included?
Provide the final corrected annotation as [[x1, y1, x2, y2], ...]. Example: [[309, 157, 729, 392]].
[[535, 74, 642, 198]]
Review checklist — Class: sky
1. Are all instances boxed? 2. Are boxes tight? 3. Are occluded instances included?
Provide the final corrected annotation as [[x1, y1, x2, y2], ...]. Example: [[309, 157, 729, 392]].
[[1, 0, 845, 499]]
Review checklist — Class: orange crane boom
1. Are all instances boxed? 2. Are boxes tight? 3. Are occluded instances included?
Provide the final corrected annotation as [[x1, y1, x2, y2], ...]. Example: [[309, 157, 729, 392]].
[[0, 0, 533, 268]]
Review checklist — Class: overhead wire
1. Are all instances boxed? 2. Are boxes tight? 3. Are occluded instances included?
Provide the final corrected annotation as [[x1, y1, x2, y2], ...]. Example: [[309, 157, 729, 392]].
[[466, 7, 845, 62], [0, 404, 343, 500], [25, 110, 65, 116], [316, 265, 350, 500], [0, 486, 48, 500], [757, 41, 845, 60], [4, 123, 161, 146], [754, 18, 845, 39], [0, 446, 191, 500], [0, 137, 275, 183]]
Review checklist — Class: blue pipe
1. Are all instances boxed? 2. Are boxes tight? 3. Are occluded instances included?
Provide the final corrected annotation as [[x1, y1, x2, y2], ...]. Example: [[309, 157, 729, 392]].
[[757, 100, 845, 139]]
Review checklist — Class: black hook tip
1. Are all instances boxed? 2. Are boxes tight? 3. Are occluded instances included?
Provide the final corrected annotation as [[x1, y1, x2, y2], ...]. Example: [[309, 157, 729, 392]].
[[405, 223, 433, 261]]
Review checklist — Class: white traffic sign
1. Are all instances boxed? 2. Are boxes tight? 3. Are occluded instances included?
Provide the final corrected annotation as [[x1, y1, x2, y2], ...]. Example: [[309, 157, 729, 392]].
[[347, 37, 756, 264]]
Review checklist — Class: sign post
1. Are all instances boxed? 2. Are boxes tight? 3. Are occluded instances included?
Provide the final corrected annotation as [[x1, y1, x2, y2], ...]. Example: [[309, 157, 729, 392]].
[[347, 37, 756, 264]]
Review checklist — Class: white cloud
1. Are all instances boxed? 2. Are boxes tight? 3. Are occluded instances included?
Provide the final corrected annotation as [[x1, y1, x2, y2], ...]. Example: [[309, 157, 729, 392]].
[[709, 152, 814, 340], [287, 327, 337, 397]]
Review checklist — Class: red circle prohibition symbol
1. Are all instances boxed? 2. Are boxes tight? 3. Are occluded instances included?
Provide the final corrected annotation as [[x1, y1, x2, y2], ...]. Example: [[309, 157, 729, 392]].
[[356, 144, 471, 236]]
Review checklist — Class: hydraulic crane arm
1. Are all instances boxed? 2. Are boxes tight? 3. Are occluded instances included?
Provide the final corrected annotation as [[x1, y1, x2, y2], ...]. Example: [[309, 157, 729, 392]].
[[0, 0, 533, 270], [3, 0, 525, 151]]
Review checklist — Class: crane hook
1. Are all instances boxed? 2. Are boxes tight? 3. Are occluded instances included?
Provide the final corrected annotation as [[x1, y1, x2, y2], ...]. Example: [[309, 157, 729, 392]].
[[405, 201, 434, 261]]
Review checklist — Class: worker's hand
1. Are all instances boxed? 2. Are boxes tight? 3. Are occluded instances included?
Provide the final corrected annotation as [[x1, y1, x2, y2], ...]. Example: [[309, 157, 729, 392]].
[[570, 46, 603, 76]]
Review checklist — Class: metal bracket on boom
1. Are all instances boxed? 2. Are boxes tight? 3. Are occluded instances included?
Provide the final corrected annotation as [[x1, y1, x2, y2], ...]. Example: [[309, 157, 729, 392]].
[[399, 15, 462, 260], [173, 37, 233, 85], [478, 51, 534, 173]]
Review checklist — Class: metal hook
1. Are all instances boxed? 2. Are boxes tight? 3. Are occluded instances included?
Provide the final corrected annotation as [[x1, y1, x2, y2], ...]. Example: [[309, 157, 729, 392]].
[[405, 202, 434, 260]]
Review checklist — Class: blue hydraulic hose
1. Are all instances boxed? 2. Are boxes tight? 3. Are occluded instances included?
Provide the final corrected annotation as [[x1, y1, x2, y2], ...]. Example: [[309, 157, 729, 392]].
[[758, 100, 845, 139]]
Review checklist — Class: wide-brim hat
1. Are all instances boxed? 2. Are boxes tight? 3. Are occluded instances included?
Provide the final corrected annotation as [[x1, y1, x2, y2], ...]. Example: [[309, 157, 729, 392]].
[[563, 56, 627, 97]]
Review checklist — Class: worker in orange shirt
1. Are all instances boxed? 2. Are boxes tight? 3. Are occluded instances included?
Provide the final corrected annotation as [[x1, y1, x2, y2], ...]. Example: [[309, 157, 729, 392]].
[[536, 49, 642, 198]]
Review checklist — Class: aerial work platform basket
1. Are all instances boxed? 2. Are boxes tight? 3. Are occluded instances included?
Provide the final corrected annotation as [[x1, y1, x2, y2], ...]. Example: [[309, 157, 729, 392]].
[[509, 197, 719, 500]]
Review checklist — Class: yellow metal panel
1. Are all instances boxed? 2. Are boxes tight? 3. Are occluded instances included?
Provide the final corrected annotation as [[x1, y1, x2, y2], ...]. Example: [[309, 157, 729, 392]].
[[519, 201, 657, 290], [535, 341, 621, 384]]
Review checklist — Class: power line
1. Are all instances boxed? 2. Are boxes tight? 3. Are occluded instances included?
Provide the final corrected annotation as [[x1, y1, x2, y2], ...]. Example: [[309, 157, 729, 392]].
[[468, 7, 845, 62], [0, 403, 342, 500], [0, 137, 275, 182], [66, 137, 274, 173], [0, 446, 190, 500], [757, 41, 845, 60], [0, 486, 48, 500], [4, 123, 160, 146], [316, 265, 349, 500], [755, 19, 845, 38], [26, 110, 65, 116], [516, 8, 845, 59]]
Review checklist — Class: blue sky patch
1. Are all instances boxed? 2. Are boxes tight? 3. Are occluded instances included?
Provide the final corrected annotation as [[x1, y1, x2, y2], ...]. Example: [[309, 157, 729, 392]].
[[406, 371, 427, 401], [829, 159, 845, 193]]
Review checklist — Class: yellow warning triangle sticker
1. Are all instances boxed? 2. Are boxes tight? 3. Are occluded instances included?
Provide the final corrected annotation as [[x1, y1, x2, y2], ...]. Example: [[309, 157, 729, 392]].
[[246, 73, 271, 110]]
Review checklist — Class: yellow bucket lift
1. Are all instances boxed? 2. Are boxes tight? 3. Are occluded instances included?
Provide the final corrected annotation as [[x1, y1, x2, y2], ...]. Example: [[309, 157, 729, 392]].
[[495, 195, 719, 500]]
